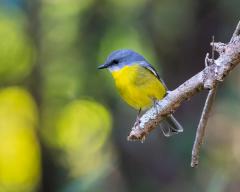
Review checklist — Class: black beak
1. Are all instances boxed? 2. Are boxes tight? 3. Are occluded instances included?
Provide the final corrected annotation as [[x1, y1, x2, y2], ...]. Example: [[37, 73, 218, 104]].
[[97, 63, 109, 69]]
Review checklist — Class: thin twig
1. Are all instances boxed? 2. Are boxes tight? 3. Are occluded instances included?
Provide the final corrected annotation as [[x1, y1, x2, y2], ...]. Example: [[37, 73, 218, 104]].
[[205, 53, 210, 67], [191, 87, 217, 167], [191, 36, 217, 167], [231, 20, 240, 42], [211, 36, 215, 64]]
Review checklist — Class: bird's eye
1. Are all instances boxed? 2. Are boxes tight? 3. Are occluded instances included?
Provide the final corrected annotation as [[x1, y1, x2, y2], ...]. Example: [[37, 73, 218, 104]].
[[112, 59, 119, 64]]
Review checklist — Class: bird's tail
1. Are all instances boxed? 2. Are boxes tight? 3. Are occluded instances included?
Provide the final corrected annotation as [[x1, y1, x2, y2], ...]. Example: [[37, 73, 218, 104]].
[[159, 114, 183, 137]]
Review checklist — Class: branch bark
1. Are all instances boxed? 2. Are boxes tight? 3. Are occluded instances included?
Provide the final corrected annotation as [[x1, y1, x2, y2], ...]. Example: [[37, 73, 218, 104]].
[[127, 21, 240, 145]]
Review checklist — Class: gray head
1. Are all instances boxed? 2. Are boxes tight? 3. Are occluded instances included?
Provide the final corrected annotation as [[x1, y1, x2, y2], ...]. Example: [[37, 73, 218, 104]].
[[98, 49, 147, 71]]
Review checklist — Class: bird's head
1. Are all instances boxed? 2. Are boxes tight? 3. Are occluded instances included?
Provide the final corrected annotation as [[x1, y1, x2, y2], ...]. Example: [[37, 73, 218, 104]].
[[98, 49, 146, 72]]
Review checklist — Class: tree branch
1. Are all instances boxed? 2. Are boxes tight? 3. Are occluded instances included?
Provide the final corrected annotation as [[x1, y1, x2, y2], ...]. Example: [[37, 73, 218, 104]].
[[191, 86, 217, 167], [127, 21, 240, 145]]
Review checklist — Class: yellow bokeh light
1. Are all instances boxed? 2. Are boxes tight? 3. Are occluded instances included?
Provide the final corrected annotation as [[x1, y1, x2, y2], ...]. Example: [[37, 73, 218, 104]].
[[0, 87, 41, 192], [55, 100, 112, 177]]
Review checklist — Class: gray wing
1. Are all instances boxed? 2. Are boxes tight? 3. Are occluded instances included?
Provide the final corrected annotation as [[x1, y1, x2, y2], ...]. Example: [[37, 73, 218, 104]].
[[140, 61, 168, 90]]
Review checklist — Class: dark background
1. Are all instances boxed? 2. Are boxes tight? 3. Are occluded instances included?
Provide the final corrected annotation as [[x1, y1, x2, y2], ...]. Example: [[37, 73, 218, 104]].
[[0, 0, 240, 191]]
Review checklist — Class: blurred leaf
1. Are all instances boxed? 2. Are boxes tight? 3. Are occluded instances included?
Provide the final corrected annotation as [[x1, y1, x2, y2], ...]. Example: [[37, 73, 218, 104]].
[[0, 13, 35, 84], [55, 99, 112, 177], [0, 87, 38, 127], [0, 87, 41, 192]]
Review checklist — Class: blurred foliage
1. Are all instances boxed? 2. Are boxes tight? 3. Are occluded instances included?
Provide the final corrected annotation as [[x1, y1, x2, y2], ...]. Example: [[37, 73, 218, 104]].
[[55, 100, 112, 192], [45, 99, 112, 177], [0, 0, 240, 192], [0, 87, 40, 192], [0, 12, 35, 84]]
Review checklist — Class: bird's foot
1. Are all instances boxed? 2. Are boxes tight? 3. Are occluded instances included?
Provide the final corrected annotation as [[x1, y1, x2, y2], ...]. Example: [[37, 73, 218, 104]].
[[134, 118, 141, 127], [134, 118, 141, 128], [153, 99, 161, 113], [166, 90, 172, 95], [134, 108, 142, 128]]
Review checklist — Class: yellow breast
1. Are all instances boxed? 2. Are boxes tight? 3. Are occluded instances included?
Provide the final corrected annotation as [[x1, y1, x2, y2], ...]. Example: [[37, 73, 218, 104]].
[[111, 64, 166, 110]]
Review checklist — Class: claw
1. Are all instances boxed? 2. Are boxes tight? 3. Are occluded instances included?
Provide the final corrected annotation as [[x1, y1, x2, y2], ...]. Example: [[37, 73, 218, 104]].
[[166, 90, 172, 95], [134, 108, 142, 128], [134, 118, 141, 127]]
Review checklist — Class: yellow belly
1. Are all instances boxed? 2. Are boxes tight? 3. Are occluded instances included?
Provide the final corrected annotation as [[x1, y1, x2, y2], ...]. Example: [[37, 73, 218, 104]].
[[111, 64, 166, 110]]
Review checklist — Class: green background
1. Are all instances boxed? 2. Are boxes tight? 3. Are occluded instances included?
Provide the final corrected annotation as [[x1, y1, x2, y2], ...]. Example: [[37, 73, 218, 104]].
[[0, 0, 240, 191]]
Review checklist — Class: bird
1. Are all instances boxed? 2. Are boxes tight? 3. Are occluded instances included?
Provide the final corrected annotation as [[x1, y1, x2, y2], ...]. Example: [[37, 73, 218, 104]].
[[98, 49, 183, 136]]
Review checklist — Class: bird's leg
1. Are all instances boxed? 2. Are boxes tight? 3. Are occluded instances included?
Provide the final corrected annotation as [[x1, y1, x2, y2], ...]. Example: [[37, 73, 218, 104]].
[[134, 108, 142, 127]]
